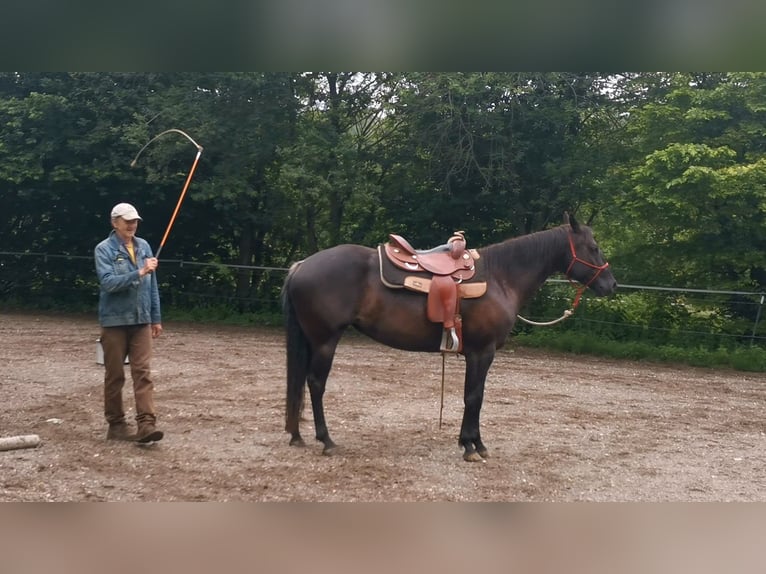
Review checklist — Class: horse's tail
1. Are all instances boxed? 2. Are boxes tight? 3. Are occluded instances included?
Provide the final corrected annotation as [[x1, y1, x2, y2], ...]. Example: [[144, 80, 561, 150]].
[[282, 262, 309, 436]]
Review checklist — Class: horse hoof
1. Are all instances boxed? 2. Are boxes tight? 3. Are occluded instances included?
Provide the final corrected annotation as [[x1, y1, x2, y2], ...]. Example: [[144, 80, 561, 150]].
[[289, 437, 306, 447], [463, 451, 484, 462], [322, 445, 338, 456], [477, 448, 489, 459]]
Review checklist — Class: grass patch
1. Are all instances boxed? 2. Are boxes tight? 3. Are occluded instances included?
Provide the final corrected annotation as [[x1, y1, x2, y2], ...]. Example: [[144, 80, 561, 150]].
[[515, 331, 766, 372]]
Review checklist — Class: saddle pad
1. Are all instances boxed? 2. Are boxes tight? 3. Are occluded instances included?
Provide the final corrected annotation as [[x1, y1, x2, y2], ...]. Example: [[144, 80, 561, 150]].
[[405, 276, 487, 299], [378, 245, 487, 296]]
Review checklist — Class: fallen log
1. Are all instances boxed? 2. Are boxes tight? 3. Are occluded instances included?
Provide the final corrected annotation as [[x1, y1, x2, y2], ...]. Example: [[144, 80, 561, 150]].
[[0, 435, 41, 451]]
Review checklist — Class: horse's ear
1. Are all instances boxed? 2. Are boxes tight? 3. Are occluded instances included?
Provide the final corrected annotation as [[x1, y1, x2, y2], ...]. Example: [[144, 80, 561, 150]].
[[564, 211, 581, 232]]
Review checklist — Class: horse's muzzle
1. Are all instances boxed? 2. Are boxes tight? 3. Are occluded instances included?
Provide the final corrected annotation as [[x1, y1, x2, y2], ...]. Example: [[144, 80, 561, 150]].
[[594, 276, 618, 296]]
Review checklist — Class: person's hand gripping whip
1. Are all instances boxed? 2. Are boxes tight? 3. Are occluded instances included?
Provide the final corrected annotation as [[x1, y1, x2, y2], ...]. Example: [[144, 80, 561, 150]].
[[131, 128, 203, 258]]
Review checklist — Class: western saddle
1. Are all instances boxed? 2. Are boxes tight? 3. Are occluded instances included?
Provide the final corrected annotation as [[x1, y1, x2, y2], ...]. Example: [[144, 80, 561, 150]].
[[383, 231, 485, 353]]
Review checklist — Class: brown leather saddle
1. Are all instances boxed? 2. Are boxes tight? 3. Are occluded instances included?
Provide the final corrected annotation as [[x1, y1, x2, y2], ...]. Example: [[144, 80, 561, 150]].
[[381, 231, 486, 353], [386, 231, 476, 279]]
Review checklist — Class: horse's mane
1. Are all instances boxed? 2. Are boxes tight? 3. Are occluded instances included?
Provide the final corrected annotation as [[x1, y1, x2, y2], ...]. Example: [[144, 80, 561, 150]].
[[481, 224, 570, 272]]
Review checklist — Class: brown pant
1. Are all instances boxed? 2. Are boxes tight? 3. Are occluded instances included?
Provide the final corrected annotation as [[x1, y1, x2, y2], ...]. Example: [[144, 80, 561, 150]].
[[101, 324, 156, 425]]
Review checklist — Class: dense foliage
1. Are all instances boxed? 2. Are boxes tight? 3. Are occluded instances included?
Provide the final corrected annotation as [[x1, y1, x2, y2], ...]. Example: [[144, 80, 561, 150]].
[[2, 72, 766, 368]]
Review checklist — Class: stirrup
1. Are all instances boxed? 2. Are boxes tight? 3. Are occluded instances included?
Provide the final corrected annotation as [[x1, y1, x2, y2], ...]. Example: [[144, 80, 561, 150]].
[[440, 327, 460, 353]]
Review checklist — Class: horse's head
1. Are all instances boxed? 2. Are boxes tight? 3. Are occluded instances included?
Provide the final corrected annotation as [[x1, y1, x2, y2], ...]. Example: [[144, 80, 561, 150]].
[[563, 212, 617, 297]]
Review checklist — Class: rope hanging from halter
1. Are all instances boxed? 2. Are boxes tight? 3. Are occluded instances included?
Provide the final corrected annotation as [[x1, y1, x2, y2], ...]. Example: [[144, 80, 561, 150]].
[[516, 309, 574, 326], [130, 128, 204, 258], [516, 229, 610, 328]]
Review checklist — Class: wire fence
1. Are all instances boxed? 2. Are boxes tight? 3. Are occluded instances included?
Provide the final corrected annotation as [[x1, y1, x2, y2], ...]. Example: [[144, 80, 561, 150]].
[[2, 250, 765, 348]]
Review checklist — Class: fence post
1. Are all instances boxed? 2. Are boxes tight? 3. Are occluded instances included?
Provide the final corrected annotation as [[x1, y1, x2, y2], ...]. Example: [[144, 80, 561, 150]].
[[751, 295, 765, 346]]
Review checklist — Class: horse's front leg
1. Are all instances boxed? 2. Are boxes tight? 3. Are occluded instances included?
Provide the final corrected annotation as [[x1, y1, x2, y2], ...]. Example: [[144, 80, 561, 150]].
[[459, 349, 495, 462]]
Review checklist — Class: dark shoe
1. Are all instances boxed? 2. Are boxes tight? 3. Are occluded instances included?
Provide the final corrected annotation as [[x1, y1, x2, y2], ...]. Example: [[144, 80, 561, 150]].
[[136, 423, 164, 444], [106, 422, 137, 441]]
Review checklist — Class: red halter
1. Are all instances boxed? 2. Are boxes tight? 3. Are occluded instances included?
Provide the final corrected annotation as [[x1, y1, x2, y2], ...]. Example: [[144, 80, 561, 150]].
[[564, 232, 610, 309]]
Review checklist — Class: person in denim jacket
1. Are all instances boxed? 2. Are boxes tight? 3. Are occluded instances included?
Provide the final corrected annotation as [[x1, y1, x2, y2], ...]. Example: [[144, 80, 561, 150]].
[[95, 203, 164, 444]]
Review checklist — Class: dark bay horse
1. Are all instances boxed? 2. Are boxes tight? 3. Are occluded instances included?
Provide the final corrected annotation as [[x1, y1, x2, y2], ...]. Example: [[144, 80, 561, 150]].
[[282, 213, 617, 461]]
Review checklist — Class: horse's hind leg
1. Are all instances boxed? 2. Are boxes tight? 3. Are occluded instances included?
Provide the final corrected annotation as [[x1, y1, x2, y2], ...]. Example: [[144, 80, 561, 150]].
[[307, 337, 341, 455]]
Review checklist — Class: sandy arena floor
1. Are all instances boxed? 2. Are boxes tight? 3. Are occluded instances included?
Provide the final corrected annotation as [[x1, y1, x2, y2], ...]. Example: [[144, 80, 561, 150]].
[[2, 311, 765, 501]]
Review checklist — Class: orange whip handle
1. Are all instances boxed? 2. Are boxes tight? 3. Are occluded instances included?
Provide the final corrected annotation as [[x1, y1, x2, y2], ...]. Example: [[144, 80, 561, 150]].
[[130, 129, 204, 259], [155, 148, 201, 258]]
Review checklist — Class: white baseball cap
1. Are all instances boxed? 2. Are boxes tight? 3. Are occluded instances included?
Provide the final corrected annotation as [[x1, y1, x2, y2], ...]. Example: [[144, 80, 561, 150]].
[[110, 203, 143, 221]]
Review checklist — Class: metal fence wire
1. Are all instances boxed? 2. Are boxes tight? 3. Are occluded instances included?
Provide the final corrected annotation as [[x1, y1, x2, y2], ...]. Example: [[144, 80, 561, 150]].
[[1, 251, 765, 348]]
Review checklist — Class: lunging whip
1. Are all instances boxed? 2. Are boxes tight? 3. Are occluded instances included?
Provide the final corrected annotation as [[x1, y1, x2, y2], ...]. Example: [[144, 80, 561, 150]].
[[131, 128, 204, 258]]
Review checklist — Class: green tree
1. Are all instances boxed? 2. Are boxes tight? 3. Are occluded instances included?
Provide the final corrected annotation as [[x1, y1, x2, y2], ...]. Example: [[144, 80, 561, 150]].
[[276, 72, 399, 255], [605, 73, 766, 291], [382, 72, 620, 247], [125, 73, 299, 302], [0, 72, 160, 254]]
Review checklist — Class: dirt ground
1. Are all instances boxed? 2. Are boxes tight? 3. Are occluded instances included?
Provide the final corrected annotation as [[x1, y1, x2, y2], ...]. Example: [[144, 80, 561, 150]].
[[2, 310, 766, 501]]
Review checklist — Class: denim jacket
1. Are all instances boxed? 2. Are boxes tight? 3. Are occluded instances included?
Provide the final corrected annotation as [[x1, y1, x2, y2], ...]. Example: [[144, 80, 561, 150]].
[[95, 230, 161, 327]]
